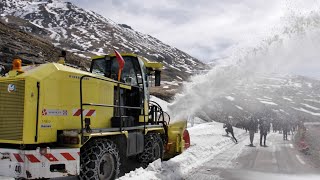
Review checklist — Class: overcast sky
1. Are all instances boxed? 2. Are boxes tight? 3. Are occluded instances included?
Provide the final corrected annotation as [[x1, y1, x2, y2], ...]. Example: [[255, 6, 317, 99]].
[[68, 0, 320, 74]]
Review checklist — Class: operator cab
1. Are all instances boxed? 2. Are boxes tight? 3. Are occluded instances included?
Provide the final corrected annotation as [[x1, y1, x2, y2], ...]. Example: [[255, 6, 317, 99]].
[[90, 54, 162, 126], [90, 54, 161, 87]]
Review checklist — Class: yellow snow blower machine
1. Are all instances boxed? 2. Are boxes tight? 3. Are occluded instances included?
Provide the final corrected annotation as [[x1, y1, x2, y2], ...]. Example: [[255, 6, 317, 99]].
[[0, 52, 190, 179]]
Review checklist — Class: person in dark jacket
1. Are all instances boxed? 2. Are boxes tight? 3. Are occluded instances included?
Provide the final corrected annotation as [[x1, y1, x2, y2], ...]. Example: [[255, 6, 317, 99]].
[[248, 117, 257, 146], [282, 120, 290, 140], [260, 120, 268, 147], [224, 121, 238, 143]]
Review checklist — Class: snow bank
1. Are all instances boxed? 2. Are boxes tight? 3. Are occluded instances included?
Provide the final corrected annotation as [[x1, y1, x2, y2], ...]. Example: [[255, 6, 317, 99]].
[[118, 121, 247, 180]]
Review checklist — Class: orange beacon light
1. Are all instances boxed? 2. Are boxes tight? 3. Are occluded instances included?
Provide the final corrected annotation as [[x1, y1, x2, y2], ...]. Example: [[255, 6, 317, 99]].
[[12, 58, 23, 73]]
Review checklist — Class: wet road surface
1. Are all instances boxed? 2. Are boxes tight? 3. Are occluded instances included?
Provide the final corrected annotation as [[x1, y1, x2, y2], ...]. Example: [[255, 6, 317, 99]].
[[186, 131, 320, 180]]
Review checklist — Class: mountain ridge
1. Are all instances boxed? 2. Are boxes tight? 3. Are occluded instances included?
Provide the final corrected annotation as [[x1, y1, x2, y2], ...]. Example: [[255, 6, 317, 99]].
[[0, 0, 206, 83]]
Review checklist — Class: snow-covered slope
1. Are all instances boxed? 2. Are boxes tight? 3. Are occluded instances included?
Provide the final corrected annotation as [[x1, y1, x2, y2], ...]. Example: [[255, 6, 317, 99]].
[[170, 73, 320, 125], [214, 75, 320, 120], [0, 0, 205, 81]]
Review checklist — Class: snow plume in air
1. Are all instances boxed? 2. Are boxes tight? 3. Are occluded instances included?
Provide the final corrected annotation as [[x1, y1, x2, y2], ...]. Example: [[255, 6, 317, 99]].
[[169, 5, 320, 122]]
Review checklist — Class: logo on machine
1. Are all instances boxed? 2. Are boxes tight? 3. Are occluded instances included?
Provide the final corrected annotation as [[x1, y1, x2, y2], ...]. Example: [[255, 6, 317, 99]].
[[7, 84, 16, 92]]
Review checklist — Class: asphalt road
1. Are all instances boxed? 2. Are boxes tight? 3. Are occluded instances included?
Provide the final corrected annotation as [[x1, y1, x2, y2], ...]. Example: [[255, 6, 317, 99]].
[[187, 131, 320, 180]]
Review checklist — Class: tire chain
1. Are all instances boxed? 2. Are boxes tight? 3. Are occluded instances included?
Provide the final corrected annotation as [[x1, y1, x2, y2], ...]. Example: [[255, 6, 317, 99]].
[[138, 133, 164, 167], [80, 139, 120, 180]]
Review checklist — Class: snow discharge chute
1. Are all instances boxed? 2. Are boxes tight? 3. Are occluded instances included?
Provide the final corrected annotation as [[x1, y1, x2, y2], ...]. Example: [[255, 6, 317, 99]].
[[183, 129, 190, 149], [114, 49, 125, 81]]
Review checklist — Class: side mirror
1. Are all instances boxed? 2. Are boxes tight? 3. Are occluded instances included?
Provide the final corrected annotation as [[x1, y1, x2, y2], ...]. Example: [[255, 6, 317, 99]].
[[155, 70, 161, 86]]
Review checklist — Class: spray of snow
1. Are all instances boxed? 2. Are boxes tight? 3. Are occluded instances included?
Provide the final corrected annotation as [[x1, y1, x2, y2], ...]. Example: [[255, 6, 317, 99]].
[[169, 3, 320, 122]]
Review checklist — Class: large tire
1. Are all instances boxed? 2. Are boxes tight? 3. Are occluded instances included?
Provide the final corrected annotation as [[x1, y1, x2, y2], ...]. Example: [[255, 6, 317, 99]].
[[137, 133, 164, 167], [80, 139, 120, 180]]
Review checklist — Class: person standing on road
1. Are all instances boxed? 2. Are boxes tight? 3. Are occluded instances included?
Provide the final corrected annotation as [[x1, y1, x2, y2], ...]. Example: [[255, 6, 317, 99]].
[[282, 120, 289, 140], [259, 120, 268, 147], [248, 117, 257, 146], [245, 122, 249, 133], [223, 120, 238, 143]]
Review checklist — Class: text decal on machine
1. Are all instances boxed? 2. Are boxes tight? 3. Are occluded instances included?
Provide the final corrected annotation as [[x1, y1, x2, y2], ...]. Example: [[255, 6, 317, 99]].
[[42, 109, 68, 116]]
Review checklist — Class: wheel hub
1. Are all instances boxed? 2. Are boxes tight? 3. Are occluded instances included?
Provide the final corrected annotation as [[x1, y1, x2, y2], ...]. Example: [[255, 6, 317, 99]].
[[153, 143, 161, 160], [98, 153, 115, 180]]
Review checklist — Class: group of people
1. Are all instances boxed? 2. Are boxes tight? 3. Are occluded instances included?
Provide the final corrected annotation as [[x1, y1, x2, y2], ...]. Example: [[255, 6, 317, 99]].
[[223, 116, 301, 146], [247, 118, 270, 147]]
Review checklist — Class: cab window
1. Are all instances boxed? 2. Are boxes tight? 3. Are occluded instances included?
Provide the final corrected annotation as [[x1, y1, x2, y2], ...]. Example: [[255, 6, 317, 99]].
[[91, 58, 109, 76], [91, 56, 141, 87], [110, 56, 141, 86]]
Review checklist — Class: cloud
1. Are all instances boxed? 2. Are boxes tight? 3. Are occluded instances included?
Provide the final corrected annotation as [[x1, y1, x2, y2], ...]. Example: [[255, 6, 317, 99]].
[[68, 0, 320, 77], [67, 0, 284, 59]]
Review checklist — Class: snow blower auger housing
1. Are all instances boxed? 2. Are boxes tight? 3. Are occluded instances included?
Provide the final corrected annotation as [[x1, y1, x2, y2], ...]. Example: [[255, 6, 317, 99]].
[[0, 53, 189, 179]]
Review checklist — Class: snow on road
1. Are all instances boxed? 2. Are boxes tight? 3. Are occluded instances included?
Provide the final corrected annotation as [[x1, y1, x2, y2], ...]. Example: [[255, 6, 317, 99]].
[[119, 121, 248, 180], [187, 131, 320, 180]]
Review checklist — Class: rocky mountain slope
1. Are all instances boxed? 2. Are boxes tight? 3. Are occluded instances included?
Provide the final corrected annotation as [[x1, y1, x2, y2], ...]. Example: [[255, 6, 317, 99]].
[[0, 19, 88, 71], [0, 0, 206, 84]]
